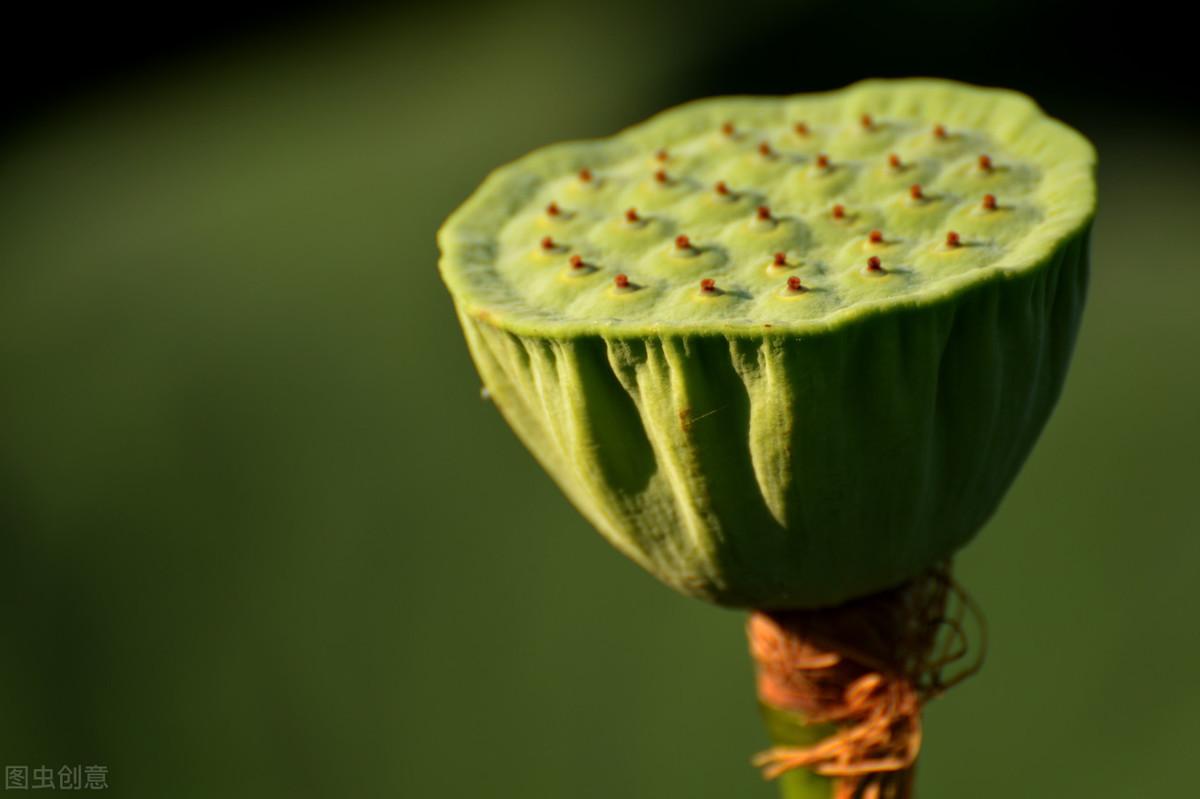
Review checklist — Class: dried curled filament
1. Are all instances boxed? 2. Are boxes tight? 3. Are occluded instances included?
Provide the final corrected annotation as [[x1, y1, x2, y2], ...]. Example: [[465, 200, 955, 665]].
[[747, 564, 986, 798]]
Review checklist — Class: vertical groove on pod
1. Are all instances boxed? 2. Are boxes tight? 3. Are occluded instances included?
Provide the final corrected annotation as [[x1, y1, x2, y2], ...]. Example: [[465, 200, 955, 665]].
[[661, 336, 793, 602], [607, 337, 721, 595], [728, 336, 793, 529], [521, 336, 575, 469], [553, 338, 679, 575]]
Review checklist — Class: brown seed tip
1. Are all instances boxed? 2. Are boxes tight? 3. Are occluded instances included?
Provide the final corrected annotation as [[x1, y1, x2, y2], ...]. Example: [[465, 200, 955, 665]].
[[540, 235, 555, 250], [758, 141, 773, 157], [910, 184, 925, 200], [832, 203, 846, 219], [756, 205, 772, 221], [578, 168, 592, 182], [773, 252, 787, 266], [946, 231, 961, 248], [654, 169, 669, 184], [569, 254, 584, 269], [860, 113, 874, 129], [614, 273, 629, 289], [546, 201, 560, 217], [982, 193, 997, 211], [787, 276, 803, 292], [655, 148, 669, 162], [675, 235, 691, 250], [714, 180, 730, 196], [888, 153, 902, 169], [933, 123, 947, 139], [794, 121, 809, 136], [721, 121, 735, 136], [868, 229, 883, 244], [867, 256, 883, 272], [700, 278, 717, 293], [978, 154, 993, 172], [625, 208, 639, 223], [816, 153, 830, 169]]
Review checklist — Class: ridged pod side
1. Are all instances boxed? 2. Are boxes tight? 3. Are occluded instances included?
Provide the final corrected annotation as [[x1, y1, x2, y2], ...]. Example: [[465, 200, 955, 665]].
[[456, 226, 1089, 609]]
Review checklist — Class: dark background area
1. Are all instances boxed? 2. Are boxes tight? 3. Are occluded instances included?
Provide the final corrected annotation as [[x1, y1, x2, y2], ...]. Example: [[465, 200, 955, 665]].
[[5, 1, 1199, 133], [3, 2, 1198, 797]]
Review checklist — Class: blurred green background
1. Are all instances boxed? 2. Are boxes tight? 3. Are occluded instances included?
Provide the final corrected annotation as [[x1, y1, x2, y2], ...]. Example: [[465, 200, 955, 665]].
[[2, 2, 1198, 797]]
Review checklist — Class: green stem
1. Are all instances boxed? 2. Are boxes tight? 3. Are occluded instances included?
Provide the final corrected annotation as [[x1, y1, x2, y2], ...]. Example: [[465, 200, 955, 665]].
[[757, 703, 918, 798], [758, 703, 837, 799], [775, 769, 834, 799]]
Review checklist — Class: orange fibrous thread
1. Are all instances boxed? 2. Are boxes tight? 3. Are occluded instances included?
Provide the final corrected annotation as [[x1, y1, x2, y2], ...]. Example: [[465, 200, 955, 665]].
[[747, 564, 985, 799]]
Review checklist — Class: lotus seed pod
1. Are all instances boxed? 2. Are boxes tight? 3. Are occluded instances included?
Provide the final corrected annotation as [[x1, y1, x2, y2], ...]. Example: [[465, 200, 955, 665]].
[[438, 79, 1095, 609]]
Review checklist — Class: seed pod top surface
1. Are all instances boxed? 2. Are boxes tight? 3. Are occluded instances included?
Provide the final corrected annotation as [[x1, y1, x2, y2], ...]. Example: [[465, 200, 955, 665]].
[[438, 79, 1095, 609], [439, 79, 1094, 337]]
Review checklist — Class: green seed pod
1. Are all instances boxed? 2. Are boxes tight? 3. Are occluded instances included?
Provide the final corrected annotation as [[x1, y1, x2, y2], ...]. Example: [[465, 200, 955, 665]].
[[438, 79, 1095, 609]]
